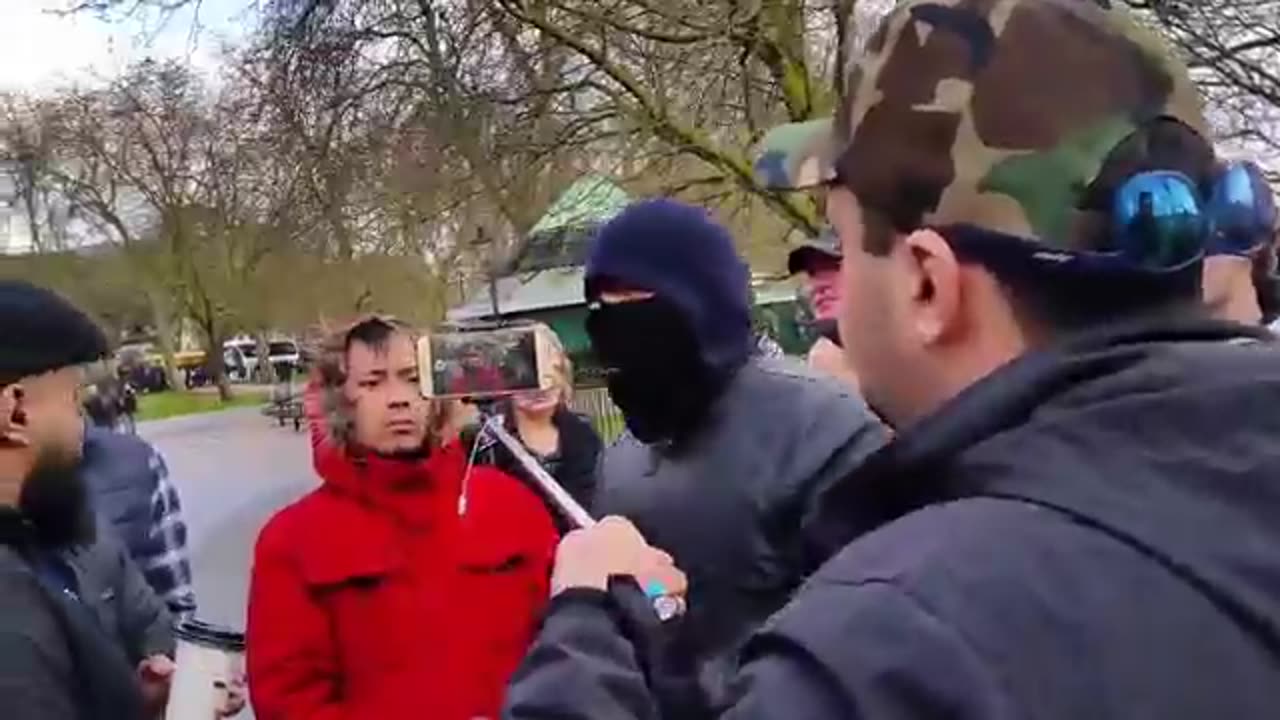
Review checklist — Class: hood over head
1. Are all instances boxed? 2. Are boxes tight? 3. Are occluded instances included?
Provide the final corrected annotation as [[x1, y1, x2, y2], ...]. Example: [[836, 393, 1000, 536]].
[[585, 198, 753, 374]]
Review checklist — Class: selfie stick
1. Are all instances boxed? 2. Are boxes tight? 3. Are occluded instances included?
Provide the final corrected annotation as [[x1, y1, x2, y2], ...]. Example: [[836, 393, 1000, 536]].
[[479, 416, 685, 621], [481, 417, 596, 529]]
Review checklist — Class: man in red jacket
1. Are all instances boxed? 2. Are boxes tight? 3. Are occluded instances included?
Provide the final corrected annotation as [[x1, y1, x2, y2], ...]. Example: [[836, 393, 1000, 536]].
[[246, 316, 559, 720]]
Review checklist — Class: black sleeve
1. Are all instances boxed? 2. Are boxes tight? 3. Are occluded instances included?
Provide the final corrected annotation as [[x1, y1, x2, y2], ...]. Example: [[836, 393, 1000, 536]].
[[721, 579, 1017, 720], [503, 588, 661, 720], [110, 537, 174, 660], [506, 576, 1017, 720]]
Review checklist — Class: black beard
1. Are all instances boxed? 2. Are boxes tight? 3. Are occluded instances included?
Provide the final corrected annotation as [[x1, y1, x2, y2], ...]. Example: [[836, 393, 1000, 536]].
[[18, 446, 95, 549]]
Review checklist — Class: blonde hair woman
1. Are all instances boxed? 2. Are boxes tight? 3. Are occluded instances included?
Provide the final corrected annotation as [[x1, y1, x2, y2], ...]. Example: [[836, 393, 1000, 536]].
[[479, 323, 602, 532]]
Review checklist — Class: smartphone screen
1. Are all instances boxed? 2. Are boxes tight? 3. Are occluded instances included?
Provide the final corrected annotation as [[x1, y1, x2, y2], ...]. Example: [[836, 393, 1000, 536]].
[[417, 326, 549, 399]]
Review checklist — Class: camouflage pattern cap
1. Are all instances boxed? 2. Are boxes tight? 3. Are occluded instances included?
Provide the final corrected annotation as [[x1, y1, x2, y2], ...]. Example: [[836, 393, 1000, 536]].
[[787, 226, 843, 275], [754, 0, 1209, 253]]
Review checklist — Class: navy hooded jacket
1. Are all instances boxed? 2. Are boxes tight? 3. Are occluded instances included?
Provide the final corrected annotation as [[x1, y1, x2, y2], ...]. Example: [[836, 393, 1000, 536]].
[[504, 318, 1280, 719], [581, 199, 889, 711]]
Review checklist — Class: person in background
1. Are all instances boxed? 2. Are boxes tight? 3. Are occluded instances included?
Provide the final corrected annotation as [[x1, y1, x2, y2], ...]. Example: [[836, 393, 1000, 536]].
[[788, 226, 861, 387], [471, 323, 601, 532], [1200, 159, 1278, 325], [246, 315, 558, 720], [505, 1, 1280, 718], [566, 198, 888, 713], [81, 415, 197, 619]]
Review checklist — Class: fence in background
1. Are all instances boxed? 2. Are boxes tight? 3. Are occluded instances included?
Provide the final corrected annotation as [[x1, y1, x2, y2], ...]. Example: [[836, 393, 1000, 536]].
[[569, 386, 626, 444]]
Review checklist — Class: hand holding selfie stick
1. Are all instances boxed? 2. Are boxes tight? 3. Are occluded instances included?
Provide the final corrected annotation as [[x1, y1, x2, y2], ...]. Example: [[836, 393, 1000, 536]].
[[479, 416, 686, 621]]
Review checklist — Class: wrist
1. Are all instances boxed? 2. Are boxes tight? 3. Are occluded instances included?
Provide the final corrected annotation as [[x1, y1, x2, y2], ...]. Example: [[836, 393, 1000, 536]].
[[551, 571, 610, 597]]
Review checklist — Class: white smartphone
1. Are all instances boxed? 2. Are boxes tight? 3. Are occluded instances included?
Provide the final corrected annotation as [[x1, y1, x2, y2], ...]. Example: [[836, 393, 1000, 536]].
[[416, 325, 557, 399]]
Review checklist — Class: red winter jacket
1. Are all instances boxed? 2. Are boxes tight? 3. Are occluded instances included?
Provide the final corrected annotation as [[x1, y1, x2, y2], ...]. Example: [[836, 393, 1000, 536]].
[[246, 385, 559, 720]]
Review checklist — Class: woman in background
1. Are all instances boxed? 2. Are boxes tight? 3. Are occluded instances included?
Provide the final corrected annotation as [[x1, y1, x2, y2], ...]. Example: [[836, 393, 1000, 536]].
[[476, 325, 602, 532]]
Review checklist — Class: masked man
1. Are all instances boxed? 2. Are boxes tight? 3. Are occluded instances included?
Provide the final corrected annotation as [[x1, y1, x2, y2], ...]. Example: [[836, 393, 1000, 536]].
[[574, 198, 887, 712]]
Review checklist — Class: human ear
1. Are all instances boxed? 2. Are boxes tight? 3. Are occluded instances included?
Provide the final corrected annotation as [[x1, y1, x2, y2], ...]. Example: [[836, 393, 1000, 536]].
[[0, 384, 31, 447], [902, 228, 964, 346]]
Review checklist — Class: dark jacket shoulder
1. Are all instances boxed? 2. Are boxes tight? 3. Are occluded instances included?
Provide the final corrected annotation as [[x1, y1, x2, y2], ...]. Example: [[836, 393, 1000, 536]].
[[0, 545, 147, 720]]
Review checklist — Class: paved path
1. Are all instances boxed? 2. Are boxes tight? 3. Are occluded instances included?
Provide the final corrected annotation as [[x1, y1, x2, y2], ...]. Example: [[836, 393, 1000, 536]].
[[140, 408, 316, 631]]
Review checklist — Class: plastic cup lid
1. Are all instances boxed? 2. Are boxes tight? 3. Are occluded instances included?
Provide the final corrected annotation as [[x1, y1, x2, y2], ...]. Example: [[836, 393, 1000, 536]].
[[173, 619, 246, 652]]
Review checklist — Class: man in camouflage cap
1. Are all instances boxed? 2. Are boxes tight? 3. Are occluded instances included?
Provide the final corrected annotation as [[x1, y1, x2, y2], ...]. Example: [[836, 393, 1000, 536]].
[[503, 2, 1280, 718]]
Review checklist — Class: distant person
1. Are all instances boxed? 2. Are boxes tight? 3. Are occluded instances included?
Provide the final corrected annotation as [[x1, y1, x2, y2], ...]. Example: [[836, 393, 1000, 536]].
[[1200, 160, 1278, 325], [246, 315, 559, 720], [578, 198, 889, 711], [788, 227, 860, 387], [471, 324, 602, 532], [448, 343, 507, 395], [80, 418, 197, 619]]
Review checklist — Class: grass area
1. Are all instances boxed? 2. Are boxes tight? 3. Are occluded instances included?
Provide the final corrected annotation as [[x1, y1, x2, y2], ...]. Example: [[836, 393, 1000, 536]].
[[136, 390, 269, 422]]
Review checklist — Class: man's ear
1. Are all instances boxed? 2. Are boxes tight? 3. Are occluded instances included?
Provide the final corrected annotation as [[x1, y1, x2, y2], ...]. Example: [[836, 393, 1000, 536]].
[[902, 228, 964, 345], [0, 383, 31, 447]]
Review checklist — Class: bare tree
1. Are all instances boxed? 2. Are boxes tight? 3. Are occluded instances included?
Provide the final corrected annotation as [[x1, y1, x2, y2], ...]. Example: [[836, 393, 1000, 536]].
[[1126, 0, 1280, 172]]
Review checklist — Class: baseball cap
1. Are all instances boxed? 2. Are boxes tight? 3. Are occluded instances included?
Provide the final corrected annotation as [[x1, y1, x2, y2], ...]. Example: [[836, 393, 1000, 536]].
[[0, 281, 108, 384], [787, 226, 843, 275], [754, 0, 1208, 262]]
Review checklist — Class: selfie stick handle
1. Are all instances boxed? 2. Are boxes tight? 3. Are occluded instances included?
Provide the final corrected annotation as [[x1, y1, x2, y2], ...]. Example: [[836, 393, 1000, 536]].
[[480, 417, 684, 621], [481, 417, 597, 529]]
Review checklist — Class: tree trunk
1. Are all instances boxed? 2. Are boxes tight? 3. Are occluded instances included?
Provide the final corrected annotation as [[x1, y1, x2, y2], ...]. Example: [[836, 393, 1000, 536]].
[[147, 287, 184, 391], [255, 331, 277, 385], [198, 318, 233, 402]]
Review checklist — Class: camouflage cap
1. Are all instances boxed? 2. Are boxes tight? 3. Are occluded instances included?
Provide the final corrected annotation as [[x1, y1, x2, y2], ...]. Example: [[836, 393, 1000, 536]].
[[787, 226, 843, 275], [753, 0, 1209, 254]]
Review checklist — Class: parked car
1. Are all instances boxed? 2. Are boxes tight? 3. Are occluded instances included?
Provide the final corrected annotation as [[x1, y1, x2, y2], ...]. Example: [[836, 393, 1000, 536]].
[[224, 337, 302, 381]]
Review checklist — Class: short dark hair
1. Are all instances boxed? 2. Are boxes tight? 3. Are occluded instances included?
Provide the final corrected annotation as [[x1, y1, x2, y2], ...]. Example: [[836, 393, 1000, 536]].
[[859, 120, 1215, 336]]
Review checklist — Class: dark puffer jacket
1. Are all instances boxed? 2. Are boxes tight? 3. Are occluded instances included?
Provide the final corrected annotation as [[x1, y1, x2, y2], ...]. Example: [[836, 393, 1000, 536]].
[[505, 319, 1280, 720]]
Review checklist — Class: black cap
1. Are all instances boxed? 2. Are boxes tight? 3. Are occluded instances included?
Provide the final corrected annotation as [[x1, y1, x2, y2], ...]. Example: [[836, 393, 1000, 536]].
[[0, 281, 108, 384], [786, 227, 842, 275]]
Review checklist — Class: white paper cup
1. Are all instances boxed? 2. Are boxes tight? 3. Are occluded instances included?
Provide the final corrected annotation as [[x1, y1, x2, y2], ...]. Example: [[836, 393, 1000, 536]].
[[165, 620, 245, 720]]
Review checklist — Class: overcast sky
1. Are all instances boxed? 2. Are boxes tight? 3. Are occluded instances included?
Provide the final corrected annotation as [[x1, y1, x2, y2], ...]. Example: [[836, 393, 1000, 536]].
[[0, 0, 253, 94]]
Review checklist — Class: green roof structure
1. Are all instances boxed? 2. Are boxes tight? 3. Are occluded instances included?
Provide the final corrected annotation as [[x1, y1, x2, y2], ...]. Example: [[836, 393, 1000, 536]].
[[527, 175, 631, 237]]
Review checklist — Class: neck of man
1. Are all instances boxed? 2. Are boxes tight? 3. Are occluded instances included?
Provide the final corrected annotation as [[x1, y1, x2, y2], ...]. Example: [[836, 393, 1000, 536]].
[[0, 454, 25, 508]]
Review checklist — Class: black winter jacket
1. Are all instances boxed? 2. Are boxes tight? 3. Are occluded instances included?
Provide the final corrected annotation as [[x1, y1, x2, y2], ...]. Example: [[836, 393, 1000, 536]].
[[0, 511, 151, 720], [504, 319, 1280, 720]]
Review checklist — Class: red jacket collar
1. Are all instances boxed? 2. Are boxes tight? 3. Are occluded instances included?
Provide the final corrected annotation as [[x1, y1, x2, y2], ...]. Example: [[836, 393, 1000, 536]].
[[314, 441, 470, 530]]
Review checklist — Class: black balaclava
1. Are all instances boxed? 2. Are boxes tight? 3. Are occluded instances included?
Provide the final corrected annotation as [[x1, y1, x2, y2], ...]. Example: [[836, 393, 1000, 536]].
[[584, 199, 753, 445], [586, 297, 727, 444]]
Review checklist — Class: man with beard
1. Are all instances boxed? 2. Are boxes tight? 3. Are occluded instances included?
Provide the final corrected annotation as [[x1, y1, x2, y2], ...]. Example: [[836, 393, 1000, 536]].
[[0, 280, 149, 719], [504, 1, 1280, 718], [579, 198, 888, 713]]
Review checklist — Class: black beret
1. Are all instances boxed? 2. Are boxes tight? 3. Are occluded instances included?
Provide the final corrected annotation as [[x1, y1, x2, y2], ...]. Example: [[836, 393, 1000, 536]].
[[0, 281, 108, 384]]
